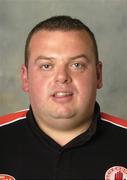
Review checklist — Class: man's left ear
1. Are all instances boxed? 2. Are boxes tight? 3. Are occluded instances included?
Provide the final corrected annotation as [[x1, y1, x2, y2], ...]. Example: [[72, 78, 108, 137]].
[[96, 61, 103, 89], [21, 64, 29, 93]]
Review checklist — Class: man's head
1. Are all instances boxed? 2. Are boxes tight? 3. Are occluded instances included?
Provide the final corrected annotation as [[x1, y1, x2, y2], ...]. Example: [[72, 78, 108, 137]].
[[21, 15, 102, 133], [25, 15, 99, 68]]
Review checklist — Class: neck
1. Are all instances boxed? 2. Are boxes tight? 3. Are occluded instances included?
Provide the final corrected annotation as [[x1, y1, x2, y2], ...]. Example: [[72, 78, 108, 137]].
[[36, 117, 92, 146]]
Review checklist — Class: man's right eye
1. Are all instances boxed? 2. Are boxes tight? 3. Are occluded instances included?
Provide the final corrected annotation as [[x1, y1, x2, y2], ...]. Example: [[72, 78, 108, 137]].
[[41, 64, 53, 70]]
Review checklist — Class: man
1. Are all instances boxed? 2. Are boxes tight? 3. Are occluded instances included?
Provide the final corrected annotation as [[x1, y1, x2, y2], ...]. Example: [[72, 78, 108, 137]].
[[0, 16, 127, 180]]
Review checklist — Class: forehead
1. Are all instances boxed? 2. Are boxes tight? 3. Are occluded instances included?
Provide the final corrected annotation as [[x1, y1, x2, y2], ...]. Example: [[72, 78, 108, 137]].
[[29, 30, 93, 48], [28, 30, 96, 62]]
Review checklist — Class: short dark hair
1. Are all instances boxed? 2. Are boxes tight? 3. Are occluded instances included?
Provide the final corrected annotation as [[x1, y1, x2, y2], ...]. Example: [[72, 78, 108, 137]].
[[25, 15, 99, 67]]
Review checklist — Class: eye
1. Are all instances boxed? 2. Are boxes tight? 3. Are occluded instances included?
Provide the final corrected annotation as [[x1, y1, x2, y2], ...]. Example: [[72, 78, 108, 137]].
[[73, 63, 82, 68], [72, 62, 86, 70], [41, 64, 53, 71]]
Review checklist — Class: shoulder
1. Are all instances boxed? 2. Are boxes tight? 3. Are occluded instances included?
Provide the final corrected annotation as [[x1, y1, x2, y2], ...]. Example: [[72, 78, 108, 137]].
[[0, 109, 28, 127], [98, 113, 127, 155], [100, 112, 127, 129]]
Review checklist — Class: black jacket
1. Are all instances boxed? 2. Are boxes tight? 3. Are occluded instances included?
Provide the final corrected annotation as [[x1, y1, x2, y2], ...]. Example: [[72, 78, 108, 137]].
[[0, 103, 127, 180]]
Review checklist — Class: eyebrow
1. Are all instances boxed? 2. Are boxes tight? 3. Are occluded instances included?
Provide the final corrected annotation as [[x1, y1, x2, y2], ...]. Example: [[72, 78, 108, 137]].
[[35, 55, 55, 62], [69, 54, 89, 62], [35, 54, 89, 62]]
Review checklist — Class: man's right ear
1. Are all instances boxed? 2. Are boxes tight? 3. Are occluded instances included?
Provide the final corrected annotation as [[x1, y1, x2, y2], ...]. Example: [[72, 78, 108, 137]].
[[21, 64, 29, 93]]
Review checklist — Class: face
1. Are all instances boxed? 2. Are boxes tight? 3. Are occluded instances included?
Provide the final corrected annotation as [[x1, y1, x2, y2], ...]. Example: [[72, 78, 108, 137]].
[[21, 30, 102, 131]]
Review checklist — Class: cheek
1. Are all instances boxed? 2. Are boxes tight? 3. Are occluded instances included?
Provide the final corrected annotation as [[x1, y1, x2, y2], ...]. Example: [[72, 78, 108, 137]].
[[28, 65, 55, 98], [75, 71, 98, 96], [28, 72, 48, 97]]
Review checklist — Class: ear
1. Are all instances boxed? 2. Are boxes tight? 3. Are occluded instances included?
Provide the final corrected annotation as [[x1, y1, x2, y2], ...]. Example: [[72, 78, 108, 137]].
[[21, 64, 29, 93], [96, 61, 103, 89]]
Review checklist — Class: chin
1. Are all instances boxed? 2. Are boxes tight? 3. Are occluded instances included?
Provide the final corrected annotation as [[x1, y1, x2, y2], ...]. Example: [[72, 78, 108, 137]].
[[50, 106, 74, 117], [51, 111, 75, 119]]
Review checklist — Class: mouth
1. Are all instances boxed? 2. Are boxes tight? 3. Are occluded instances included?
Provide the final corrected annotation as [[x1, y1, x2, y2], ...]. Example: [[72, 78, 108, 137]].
[[51, 91, 74, 103], [53, 92, 73, 98]]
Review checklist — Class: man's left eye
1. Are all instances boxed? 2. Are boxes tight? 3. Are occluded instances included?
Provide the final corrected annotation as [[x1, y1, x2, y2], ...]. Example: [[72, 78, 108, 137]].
[[72, 63, 83, 69]]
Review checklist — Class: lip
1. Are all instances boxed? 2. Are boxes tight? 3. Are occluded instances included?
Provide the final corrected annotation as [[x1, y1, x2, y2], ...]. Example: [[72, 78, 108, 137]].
[[51, 91, 74, 103], [53, 91, 73, 97]]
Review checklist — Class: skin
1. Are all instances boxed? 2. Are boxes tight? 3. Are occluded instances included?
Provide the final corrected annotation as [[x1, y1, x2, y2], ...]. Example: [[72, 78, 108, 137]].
[[21, 30, 102, 146]]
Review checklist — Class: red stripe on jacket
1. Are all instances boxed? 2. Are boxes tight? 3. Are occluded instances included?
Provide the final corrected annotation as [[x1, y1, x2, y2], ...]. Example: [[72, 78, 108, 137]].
[[101, 112, 127, 128], [0, 110, 28, 126], [0, 110, 127, 128]]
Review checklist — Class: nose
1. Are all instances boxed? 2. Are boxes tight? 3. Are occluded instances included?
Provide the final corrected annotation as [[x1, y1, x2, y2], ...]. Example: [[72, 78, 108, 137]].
[[54, 66, 72, 84]]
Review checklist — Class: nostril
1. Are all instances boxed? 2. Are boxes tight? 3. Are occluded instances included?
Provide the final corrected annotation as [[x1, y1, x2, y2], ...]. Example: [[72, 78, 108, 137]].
[[55, 78, 72, 84], [55, 71, 72, 84]]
